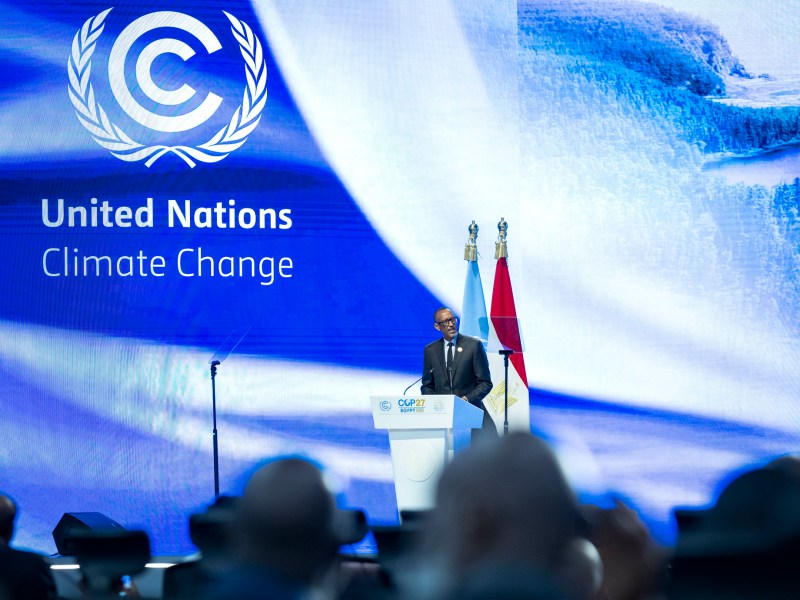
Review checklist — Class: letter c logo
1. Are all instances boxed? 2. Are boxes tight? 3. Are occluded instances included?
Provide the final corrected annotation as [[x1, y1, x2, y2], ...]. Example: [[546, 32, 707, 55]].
[[108, 11, 223, 133]]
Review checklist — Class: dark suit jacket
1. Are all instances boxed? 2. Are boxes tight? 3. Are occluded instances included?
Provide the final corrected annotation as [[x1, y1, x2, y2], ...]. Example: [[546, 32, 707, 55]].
[[421, 334, 492, 408], [0, 545, 58, 600]]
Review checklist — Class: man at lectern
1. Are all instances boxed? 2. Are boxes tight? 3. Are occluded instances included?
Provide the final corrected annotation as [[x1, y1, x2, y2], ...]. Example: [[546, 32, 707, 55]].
[[421, 307, 497, 440]]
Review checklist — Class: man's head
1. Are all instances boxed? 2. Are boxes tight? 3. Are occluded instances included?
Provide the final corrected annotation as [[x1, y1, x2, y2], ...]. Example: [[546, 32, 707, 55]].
[[234, 458, 340, 584], [426, 432, 580, 575], [434, 307, 459, 341], [0, 494, 16, 544]]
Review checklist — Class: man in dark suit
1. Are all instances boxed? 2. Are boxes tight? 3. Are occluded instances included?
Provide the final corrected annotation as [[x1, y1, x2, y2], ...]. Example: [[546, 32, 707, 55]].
[[421, 307, 497, 439], [0, 494, 58, 600]]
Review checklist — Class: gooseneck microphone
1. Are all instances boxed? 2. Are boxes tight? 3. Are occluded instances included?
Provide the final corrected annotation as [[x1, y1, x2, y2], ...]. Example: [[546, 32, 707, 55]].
[[404, 369, 433, 395]]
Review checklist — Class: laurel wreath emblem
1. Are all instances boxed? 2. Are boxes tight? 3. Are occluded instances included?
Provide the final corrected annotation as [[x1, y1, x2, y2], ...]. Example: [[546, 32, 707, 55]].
[[68, 9, 267, 167]]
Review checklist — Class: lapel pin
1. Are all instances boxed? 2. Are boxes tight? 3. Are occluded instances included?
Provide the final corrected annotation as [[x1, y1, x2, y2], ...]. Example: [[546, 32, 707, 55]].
[[457, 347, 463, 352]]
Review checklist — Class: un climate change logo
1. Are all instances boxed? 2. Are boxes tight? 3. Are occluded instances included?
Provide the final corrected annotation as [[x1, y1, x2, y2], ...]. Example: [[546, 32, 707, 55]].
[[68, 9, 267, 167]]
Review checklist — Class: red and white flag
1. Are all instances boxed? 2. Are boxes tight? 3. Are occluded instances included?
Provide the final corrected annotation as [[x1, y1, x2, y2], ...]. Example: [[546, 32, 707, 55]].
[[484, 222, 530, 433]]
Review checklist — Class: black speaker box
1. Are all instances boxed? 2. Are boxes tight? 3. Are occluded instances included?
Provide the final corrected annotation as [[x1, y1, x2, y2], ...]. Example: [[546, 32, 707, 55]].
[[52, 512, 125, 556]]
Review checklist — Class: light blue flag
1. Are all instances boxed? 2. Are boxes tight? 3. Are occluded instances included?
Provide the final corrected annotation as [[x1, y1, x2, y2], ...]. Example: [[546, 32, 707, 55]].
[[460, 260, 490, 347]]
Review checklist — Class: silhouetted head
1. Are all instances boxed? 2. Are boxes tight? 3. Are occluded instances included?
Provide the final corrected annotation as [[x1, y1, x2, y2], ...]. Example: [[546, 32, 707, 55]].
[[234, 458, 340, 584], [765, 453, 800, 480], [670, 464, 800, 599], [425, 432, 581, 587], [189, 498, 238, 561], [0, 495, 16, 544], [702, 466, 800, 553]]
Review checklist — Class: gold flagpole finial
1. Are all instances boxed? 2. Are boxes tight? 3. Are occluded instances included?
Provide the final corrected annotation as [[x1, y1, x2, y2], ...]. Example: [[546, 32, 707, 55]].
[[464, 220, 479, 262], [495, 218, 508, 259]]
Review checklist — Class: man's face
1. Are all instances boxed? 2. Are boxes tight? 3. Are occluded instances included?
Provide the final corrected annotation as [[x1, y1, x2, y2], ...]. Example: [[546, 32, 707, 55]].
[[434, 309, 458, 341]]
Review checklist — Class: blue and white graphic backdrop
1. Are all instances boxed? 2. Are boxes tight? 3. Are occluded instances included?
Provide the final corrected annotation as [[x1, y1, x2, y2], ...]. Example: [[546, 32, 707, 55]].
[[2, 0, 800, 554]]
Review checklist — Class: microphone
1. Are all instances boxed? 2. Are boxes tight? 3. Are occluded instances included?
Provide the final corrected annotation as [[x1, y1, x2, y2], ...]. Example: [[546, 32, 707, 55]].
[[404, 369, 433, 395], [447, 366, 454, 392]]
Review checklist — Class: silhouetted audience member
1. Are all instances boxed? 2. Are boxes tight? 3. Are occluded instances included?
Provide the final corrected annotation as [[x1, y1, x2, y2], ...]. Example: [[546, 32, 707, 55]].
[[0, 494, 58, 600], [765, 452, 800, 479], [413, 432, 590, 600], [336, 556, 394, 600], [553, 537, 604, 600], [582, 500, 666, 600], [201, 457, 344, 600], [669, 463, 800, 599], [162, 497, 238, 600]]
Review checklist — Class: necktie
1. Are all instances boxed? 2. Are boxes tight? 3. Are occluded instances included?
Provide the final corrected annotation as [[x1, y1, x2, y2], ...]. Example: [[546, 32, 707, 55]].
[[446, 342, 454, 371]]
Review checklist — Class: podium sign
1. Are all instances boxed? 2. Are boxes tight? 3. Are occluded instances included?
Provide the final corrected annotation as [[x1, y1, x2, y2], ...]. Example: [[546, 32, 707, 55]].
[[371, 395, 483, 514]]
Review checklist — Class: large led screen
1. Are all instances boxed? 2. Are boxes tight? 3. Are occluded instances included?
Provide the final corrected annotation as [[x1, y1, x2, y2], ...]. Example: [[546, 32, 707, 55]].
[[2, 0, 800, 554]]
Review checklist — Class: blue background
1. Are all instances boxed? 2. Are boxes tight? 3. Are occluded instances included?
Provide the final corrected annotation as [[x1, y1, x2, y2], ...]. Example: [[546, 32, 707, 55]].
[[2, 0, 800, 555]]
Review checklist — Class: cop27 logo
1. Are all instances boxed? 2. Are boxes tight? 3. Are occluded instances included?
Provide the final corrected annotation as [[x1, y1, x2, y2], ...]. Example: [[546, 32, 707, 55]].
[[68, 9, 267, 167]]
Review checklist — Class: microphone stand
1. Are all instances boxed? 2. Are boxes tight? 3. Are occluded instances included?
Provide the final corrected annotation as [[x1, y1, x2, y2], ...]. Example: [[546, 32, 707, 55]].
[[404, 369, 434, 395], [206, 325, 250, 501], [499, 350, 513, 435], [210, 360, 221, 499], [403, 378, 421, 395]]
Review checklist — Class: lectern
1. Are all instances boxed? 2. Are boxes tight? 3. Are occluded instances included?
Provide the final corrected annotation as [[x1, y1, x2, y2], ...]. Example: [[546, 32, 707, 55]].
[[371, 395, 484, 514]]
